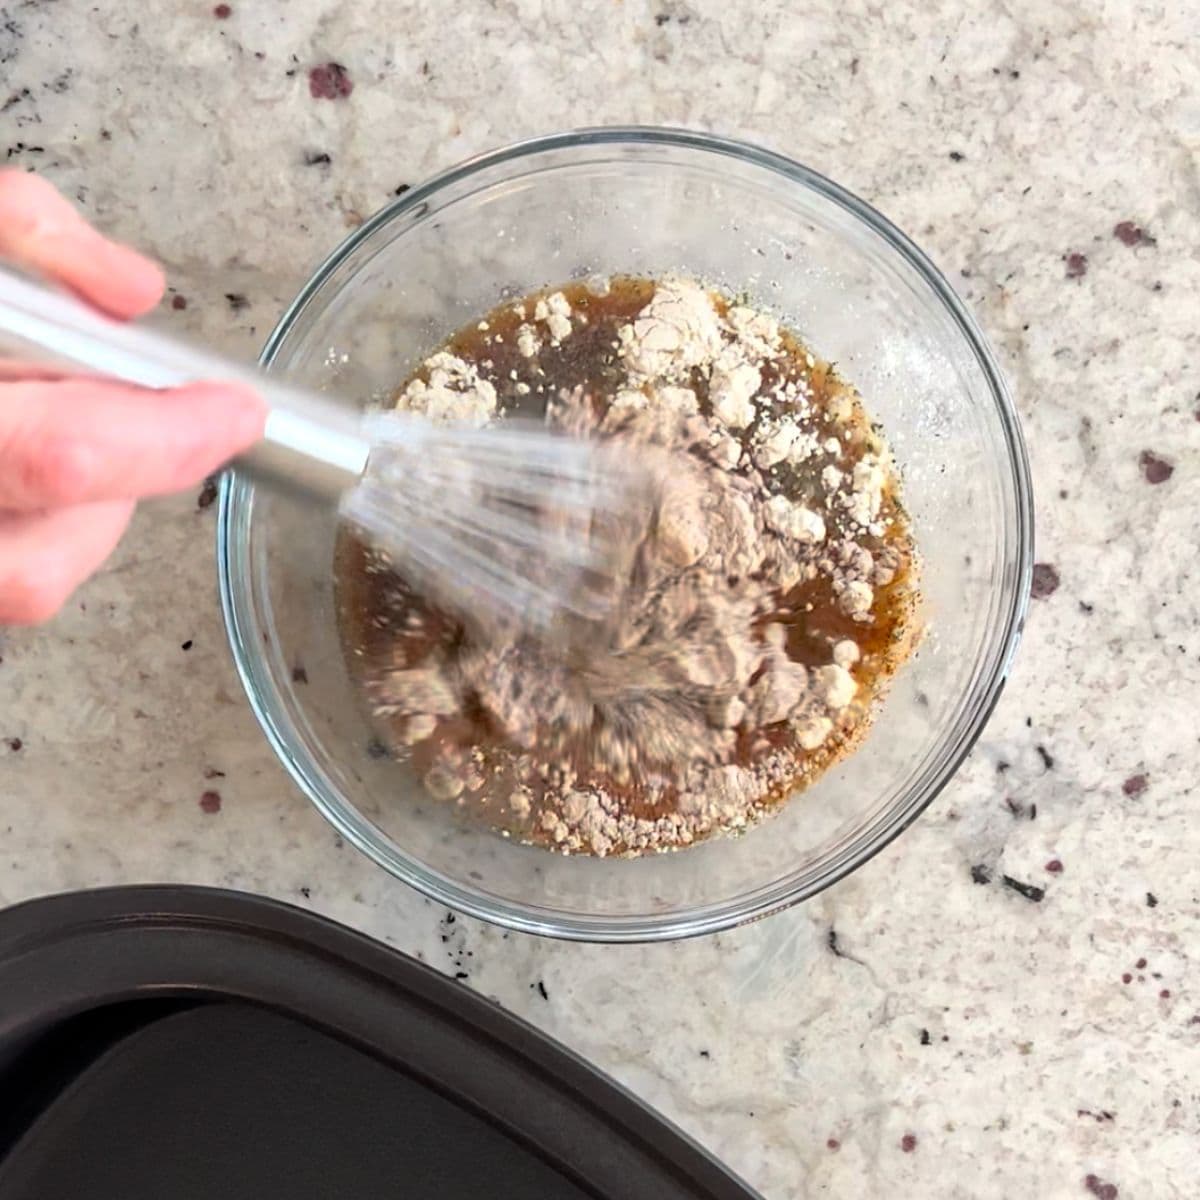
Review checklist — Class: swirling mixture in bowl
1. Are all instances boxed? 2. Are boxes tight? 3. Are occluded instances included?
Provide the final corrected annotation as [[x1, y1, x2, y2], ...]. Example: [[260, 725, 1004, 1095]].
[[336, 277, 920, 857]]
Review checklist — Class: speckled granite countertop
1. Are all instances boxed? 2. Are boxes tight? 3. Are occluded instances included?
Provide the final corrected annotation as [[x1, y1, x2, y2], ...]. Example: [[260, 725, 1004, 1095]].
[[2, 2, 1198, 1196]]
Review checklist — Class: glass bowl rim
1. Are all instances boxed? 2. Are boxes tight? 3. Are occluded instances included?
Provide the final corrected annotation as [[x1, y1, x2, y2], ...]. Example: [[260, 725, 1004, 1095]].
[[217, 125, 1034, 943]]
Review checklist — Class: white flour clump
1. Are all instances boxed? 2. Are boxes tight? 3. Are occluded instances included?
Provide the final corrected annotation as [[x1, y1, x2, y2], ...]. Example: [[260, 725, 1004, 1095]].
[[618, 278, 725, 381], [361, 276, 916, 857], [396, 351, 497, 426], [534, 291, 574, 345]]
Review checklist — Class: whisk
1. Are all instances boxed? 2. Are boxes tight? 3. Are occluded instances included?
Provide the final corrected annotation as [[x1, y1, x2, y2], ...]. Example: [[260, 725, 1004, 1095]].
[[0, 267, 639, 629]]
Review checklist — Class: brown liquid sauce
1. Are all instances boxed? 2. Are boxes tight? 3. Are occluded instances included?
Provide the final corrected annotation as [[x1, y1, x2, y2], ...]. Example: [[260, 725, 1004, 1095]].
[[335, 278, 919, 853]]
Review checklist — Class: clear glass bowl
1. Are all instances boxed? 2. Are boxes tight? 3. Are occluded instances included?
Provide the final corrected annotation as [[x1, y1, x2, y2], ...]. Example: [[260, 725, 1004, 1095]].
[[217, 128, 1033, 942]]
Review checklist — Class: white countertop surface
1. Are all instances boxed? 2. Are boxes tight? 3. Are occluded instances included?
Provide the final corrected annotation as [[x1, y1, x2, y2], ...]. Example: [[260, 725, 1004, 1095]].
[[2, 2, 1198, 1196]]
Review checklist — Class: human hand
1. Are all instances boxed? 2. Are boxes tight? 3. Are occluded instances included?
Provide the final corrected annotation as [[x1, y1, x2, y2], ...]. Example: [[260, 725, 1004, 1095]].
[[0, 171, 266, 624]]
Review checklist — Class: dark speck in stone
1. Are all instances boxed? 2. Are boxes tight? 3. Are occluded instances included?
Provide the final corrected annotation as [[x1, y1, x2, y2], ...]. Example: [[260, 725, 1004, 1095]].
[[1045, 859, 1063, 874], [304, 150, 331, 165], [180, 639, 194, 651], [1121, 972, 1132, 984], [0, 88, 31, 113], [699, 1049, 710, 1059], [1064, 251, 1088, 279], [919, 1028, 931, 1045], [1002, 875, 1044, 902], [1138, 450, 1173, 484], [197, 476, 217, 509], [292, 664, 309, 684], [309, 62, 353, 100], [6, 737, 21, 752], [1084, 1173, 1119, 1200], [214, 3, 232, 16], [1113, 220, 1154, 247], [366, 737, 389, 759], [535, 980, 549, 999], [225, 292, 249, 312], [948, 150, 965, 161], [1146, 892, 1158, 908], [203, 767, 225, 779], [299, 886, 311, 899], [900, 1133, 917, 1153], [1122, 773, 1148, 797], [199, 790, 222, 814], [394, 182, 411, 196], [1030, 562, 1060, 598], [971, 864, 991, 885], [171, 293, 187, 310], [100, 128, 111, 140], [1036, 744, 1054, 770], [1079, 601, 1094, 614], [1135, 957, 1146, 969]]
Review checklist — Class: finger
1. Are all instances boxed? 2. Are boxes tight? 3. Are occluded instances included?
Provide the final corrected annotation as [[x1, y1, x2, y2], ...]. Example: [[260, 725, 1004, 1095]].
[[0, 170, 165, 318], [0, 359, 73, 382], [0, 499, 133, 625], [0, 377, 265, 510]]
